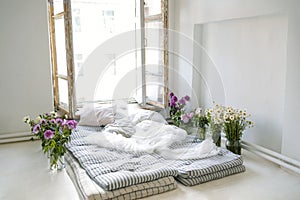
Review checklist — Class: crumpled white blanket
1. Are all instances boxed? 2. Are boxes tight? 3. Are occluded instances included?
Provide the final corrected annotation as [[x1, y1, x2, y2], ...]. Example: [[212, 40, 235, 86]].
[[84, 120, 220, 160]]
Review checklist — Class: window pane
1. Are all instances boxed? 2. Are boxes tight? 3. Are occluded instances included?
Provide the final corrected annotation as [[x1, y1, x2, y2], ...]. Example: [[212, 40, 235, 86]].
[[145, 22, 164, 104], [72, 0, 141, 104], [94, 51, 140, 102], [58, 78, 69, 109], [144, 0, 161, 17], [54, 18, 67, 76], [53, 0, 64, 15]]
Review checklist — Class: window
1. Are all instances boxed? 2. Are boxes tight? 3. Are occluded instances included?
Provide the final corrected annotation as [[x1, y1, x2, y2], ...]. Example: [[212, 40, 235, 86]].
[[142, 0, 169, 107], [48, 0, 76, 117], [47, 0, 168, 117]]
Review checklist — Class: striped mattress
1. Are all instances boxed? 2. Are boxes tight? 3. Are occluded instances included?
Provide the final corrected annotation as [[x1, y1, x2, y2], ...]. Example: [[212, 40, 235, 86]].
[[67, 127, 178, 191], [65, 151, 177, 200], [66, 125, 245, 199], [173, 148, 246, 186]]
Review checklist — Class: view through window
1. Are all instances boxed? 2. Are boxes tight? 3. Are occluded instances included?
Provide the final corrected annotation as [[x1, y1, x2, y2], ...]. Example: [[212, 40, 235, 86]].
[[48, 0, 168, 116]]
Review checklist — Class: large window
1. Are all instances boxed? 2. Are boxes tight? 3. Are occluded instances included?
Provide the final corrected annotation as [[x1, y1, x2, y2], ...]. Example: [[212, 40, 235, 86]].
[[47, 0, 168, 117], [143, 0, 169, 106], [48, 0, 76, 117]]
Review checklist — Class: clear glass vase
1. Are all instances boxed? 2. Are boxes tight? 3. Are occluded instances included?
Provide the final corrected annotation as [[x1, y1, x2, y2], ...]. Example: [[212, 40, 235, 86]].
[[179, 123, 193, 134], [49, 155, 65, 170], [225, 140, 242, 155], [198, 127, 206, 140], [210, 123, 222, 147]]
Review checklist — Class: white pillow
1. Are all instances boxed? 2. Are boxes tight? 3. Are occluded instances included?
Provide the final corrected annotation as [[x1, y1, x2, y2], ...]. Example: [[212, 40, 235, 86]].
[[130, 109, 167, 125], [77, 104, 115, 126]]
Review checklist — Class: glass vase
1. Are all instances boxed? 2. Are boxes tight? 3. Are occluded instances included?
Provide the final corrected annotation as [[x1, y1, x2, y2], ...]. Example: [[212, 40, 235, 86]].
[[179, 123, 193, 134], [49, 155, 65, 170], [210, 123, 222, 147], [198, 127, 206, 140], [225, 140, 242, 155]]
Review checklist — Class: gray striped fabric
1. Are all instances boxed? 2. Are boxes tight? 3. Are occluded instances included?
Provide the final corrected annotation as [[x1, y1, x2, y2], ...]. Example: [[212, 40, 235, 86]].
[[65, 151, 177, 200], [174, 148, 243, 178], [175, 165, 246, 186], [67, 126, 245, 191], [67, 126, 178, 191]]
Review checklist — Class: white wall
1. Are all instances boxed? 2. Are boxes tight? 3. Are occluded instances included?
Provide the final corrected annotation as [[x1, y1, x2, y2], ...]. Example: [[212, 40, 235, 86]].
[[172, 0, 300, 161], [0, 0, 52, 136]]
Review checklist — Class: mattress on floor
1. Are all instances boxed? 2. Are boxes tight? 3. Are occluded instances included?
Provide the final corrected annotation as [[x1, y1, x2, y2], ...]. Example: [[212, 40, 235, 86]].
[[67, 127, 178, 191], [65, 151, 177, 200], [173, 148, 245, 186], [175, 165, 245, 186]]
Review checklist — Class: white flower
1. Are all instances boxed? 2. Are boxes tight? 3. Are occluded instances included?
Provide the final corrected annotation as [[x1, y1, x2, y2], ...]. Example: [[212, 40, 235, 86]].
[[35, 116, 41, 123], [224, 114, 229, 120], [23, 116, 30, 123], [229, 115, 235, 120], [50, 111, 57, 117], [195, 107, 202, 115]]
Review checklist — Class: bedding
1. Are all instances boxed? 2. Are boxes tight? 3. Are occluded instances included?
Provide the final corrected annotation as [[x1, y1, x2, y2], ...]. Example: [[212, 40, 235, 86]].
[[65, 151, 177, 200], [175, 165, 246, 186], [84, 120, 220, 159], [66, 109, 245, 199], [172, 148, 246, 186], [67, 126, 178, 191], [77, 104, 115, 126]]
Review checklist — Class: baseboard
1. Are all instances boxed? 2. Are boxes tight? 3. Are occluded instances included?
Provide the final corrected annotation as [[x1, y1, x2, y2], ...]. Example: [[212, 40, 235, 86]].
[[0, 131, 32, 144], [241, 140, 300, 174]]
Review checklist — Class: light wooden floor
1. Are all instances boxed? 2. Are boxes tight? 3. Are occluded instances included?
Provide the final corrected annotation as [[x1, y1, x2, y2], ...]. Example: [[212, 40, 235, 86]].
[[0, 140, 299, 200]]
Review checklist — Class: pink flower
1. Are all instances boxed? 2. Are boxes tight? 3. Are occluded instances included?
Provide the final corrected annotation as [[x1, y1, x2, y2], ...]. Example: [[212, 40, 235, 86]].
[[188, 112, 194, 118], [179, 98, 186, 105], [32, 124, 41, 134], [181, 114, 190, 123], [66, 120, 77, 130], [44, 130, 54, 140], [40, 119, 47, 125], [55, 118, 63, 124]]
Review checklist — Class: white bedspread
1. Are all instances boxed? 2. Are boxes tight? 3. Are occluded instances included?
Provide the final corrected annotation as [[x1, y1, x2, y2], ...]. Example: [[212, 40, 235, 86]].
[[84, 120, 219, 160]]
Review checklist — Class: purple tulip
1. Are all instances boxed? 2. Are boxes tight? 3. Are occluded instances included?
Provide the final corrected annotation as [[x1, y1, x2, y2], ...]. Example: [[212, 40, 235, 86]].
[[170, 101, 175, 107], [172, 95, 178, 102], [32, 124, 41, 134], [44, 130, 54, 140], [184, 95, 190, 101]]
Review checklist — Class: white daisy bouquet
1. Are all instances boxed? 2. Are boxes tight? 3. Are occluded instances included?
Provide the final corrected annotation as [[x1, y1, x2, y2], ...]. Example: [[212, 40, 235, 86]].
[[222, 106, 254, 141], [206, 103, 226, 146]]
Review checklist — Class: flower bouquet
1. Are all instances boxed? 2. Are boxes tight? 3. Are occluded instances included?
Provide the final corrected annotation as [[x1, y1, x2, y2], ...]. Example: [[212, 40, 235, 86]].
[[179, 111, 195, 134], [222, 106, 254, 154], [192, 108, 209, 140], [206, 103, 226, 147], [23, 112, 77, 170], [169, 92, 190, 126]]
